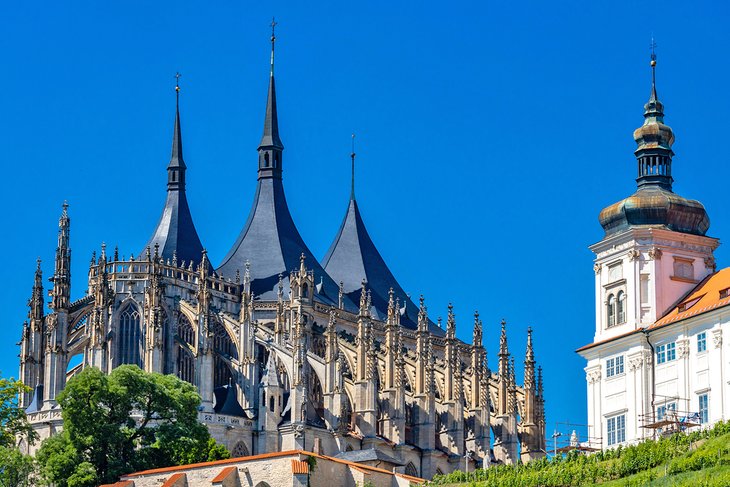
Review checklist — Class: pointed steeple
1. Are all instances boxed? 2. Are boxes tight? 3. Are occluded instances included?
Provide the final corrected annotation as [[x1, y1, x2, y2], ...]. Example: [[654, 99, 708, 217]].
[[144, 77, 204, 265], [167, 72, 186, 189], [218, 24, 348, 309], [258, 18, 284, 179], [322, 138, 442, 334]]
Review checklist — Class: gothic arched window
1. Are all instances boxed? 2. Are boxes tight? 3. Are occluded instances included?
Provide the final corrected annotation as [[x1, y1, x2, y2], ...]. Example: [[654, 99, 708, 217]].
[[118, 304, 142, 367], [231, 441, 249, 458], [177, 347, 195, 385], [211, 319, 236, 389], [178, 315, 195, 347], [617, 291, 626, 325], [607, 294, 616, 328], [405, 462, 418, 477]]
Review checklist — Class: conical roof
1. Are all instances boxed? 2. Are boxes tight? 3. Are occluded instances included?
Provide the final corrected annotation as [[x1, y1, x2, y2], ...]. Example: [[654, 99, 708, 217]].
[[323, 197, 443, 334], [217, 176, 348, 305], [217, 42, 355, 310], [144, 94, 204, 265]]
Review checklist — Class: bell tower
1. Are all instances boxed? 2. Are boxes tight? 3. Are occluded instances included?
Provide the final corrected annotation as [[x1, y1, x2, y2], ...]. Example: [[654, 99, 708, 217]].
[[591, 48, 717, 344]]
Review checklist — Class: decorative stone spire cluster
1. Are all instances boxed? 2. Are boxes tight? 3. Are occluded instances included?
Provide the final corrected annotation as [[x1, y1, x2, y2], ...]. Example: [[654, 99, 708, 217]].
[[50, 202, 71, 311]]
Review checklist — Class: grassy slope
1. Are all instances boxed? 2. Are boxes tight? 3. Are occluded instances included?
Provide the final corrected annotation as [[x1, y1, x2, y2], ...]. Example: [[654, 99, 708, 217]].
[[429, 425, 730, 487], [598, 433, 730, 487]]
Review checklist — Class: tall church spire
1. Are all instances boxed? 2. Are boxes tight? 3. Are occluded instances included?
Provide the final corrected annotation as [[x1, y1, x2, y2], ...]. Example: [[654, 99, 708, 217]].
[[144, 76, 205, 265], [218, 23, 351, 309], [167, 72, 186, 191], [258, 18, 284, 179]]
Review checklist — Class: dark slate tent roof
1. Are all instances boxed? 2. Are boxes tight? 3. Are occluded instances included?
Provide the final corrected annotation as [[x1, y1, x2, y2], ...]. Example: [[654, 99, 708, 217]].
[[213, 384, 248, 417], [144, 96, 204, 265], [216, 54, 356, 311], [217, 176, 349, 305], [322, 197, 443, 335]]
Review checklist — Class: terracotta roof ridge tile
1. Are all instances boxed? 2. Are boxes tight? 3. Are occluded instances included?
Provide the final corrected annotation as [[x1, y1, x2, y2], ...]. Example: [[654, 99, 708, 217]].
[[124, 450, 304, 477], [211, 466, 237, 483], [291, 459, 309, 474], [161, 472, 186, 487]]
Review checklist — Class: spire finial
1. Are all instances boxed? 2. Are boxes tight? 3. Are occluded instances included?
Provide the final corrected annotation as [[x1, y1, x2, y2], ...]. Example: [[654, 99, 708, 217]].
[[175, 72, 181, 101], [270, 17, 277, 77], [649, 37, 658, 101], [350, 133, 356, 200]]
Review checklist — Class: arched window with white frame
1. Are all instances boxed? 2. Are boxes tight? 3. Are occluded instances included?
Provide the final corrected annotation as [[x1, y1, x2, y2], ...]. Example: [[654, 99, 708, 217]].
[[607, 294, 616, 328], [617, 291, 626, 324]]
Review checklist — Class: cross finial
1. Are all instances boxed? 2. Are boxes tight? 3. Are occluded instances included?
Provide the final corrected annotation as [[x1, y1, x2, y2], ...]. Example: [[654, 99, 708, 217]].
[[650, 37, 657, 64], [649, 37, 658, 96], [270, 17, 277, 76], [350, 133, 356, 200]]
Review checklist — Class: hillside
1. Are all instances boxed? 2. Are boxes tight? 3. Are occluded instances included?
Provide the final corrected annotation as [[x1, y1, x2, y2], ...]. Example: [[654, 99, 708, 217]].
[[429, 421, 730, 487]]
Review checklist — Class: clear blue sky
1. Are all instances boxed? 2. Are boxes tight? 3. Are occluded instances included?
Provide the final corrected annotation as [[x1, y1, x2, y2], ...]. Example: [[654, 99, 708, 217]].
[[2, 1, 729, 440]]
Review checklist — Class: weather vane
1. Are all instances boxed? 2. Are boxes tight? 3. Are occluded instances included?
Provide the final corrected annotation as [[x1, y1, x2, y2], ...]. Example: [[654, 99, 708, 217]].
[[175, 72, 181, 93]]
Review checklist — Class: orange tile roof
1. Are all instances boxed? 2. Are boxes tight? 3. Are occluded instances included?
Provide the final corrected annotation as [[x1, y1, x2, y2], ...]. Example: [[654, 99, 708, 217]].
[[576, 329, 643, 353], [161, 473, 186, 487], [576, 267, 730, 353], [125, 450, 303, 477], [350, 465, 370, 475], [211, 466, 236, 483], [121, 449, 425, 484], [99, 482, 134, 487], [291, 460, 309, 474], [651, 267, 730, 329]]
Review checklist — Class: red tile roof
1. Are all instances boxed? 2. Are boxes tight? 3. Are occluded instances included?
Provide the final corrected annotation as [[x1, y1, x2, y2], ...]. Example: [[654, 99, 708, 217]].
[[577, 267, 730, 353], [211, 466, 236, 483], [121, 449, 425, 484], [291, 460, 309, 474], [161, 473, 186, 487], [651, 267, 730, 329]]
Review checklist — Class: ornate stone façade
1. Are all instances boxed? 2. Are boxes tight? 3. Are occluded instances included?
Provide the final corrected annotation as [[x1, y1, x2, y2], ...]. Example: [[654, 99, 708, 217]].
[[17, 31, 546, 478]]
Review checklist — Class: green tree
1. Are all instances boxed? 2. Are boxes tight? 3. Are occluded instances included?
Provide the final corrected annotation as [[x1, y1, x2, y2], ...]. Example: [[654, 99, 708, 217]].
[[0, 375, 36, 448], [38, 365, 229, 486], [0, 373, 38, 487], [0, 445, 36, 487]]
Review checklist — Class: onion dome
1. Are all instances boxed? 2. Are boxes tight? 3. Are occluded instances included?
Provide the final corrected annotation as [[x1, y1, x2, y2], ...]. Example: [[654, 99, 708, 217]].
[[598, 50, 709, 237]]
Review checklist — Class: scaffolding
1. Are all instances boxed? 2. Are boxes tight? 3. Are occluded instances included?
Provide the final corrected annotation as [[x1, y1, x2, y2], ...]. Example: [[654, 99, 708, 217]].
[[549, 421, 602, 456], [640, 394, 701, 439]]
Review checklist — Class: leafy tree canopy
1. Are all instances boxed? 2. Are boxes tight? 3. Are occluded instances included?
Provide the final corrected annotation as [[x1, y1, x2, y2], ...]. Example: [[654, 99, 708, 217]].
[[0, 375, 36, 448], [37, 365, 229, 486], [0, 373, 37, 486]]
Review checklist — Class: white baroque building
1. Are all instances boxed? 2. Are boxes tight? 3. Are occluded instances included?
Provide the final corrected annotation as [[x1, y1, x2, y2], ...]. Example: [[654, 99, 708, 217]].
[[578, 56, 729, 449]]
